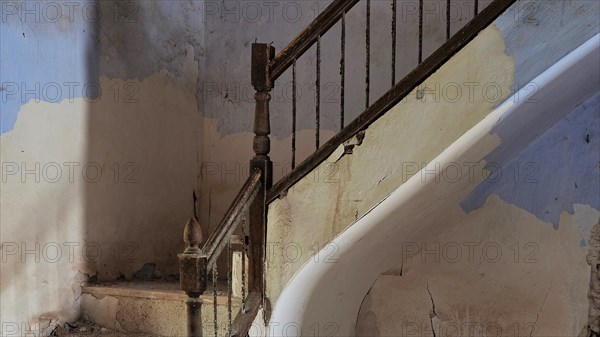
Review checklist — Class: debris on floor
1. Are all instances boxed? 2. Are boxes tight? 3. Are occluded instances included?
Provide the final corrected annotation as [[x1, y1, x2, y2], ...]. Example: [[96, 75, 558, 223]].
[[50, 320, 157, 337]]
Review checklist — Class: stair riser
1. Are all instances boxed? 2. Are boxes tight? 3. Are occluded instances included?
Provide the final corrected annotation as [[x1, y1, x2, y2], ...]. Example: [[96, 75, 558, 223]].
[[81, 293, 238, 337]]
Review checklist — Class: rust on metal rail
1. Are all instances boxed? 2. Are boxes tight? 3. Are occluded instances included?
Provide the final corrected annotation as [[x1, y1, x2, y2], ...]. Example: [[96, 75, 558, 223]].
[[267, 0, 518, 203]]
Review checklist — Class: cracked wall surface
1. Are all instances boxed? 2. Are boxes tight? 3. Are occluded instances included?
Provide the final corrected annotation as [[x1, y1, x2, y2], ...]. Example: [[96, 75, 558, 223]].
[[355, 195, 598, 337], [266, 23, 515, 307], [354, 59, 600, 337], [265, 0, 600, 335]]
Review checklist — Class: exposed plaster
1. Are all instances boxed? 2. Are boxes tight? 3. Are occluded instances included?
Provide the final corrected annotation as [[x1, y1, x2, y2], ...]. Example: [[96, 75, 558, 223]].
[[530, 284, 551, 337], [267, 31, 599, 336], [355, 282, 380, 337], [586, 220, 600, 335], [341, 131, 366, 156], [1, 53, 201, 331], [426, 283, 438, 337], [266, 22, 515, 308]]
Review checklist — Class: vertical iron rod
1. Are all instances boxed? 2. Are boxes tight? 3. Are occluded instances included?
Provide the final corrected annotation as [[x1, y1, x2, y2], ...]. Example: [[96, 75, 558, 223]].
[[340, 12, 345, 130], [418, 0, 423, 63], [391, 0, 397, 88], [292, 59, 297, 169], [241, 216, 247, 309], [316, 36, 321, 150], [227, 240, 232, 334], [212, 264, 218, 337], [365, 0, 371, 109], [474, 0, 479, 16], [447, 0, 451, 40]]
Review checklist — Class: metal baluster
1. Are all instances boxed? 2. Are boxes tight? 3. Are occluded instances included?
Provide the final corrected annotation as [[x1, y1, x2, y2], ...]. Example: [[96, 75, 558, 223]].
[[418, 0, 423, 63], [447, 0, 451, 40], [316, 35, 321, 150], [365, 0, 371, 109], [474, 0, 479, 16], [340, 12, 345, 130], [212, 264, 218, 337], [292, 59, 297, 169], [227, 239, 232, 335], [241, 216, 247, 311], [391, 0, 397, 88]]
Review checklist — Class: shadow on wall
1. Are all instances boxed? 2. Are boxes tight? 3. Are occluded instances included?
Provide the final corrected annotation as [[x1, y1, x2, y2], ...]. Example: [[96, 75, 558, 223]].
[[83, 0, 203, 281]]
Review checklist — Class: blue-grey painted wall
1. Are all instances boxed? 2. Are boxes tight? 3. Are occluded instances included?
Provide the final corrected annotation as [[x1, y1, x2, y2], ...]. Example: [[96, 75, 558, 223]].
[[462, 92, 600, 235]]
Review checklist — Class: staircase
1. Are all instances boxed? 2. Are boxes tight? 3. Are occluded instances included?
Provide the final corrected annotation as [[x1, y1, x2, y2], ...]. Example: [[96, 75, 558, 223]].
[[78, 0, 600, 336]]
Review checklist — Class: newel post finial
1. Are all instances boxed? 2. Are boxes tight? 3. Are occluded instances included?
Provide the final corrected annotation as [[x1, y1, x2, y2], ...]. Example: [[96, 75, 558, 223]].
[[183, 217, 203, 255]]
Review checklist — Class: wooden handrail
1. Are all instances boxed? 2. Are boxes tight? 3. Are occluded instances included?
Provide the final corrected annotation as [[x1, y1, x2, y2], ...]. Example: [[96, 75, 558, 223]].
[[179, 170, 262, 337], [201, 170, 262, 270], [228, 292, 262, 337], [269, 0, 359, 83], [267, 0, 518, 203]]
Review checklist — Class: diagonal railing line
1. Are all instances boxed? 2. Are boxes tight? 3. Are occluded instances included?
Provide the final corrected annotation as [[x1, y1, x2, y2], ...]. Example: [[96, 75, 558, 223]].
[[201, 170, 262, 270], [269, 0, 360, 83], [267, 0, 518, 203]]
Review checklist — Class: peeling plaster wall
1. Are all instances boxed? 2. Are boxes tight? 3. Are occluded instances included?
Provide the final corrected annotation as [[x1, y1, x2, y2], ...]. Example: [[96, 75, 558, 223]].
[[355, 94, 600, 336], [265, 34, 599, 336], [264, 0, 600, 334], [197, 0, 487, 255], [1, 1, 203, 334], [266, 23, 515, 307], [1, 0, 598, 334]]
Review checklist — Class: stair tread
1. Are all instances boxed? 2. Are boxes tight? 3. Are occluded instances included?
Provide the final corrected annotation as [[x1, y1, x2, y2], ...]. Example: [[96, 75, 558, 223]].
[[83, 280, 241, 305]]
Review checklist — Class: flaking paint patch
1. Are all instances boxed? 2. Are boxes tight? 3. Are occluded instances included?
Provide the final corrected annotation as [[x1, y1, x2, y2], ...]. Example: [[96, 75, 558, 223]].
[[80, 294, 121, 330], [495, 0, 600, 87], [1, 53, 201, 331], [1, 98, 88, 328], [355, 194, 595, 336], [265, 24, 515, 304], [462, 93, 600, 229]]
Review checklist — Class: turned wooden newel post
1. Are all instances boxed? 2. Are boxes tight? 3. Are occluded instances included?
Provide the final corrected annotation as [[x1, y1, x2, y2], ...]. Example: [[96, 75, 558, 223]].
[[179, 217, 207, 337], [249, 43, 275, 296]]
